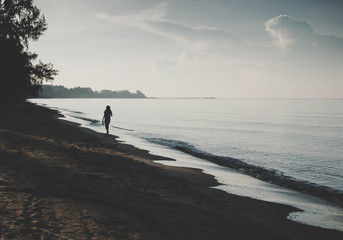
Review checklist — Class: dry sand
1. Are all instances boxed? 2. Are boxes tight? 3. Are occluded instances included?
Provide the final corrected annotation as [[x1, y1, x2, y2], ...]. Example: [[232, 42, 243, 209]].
[[0, 101, 342, 240]]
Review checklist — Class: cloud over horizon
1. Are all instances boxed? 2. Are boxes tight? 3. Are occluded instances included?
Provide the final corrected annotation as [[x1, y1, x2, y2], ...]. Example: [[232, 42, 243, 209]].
[[266, 15, 343, 52], [97, 3, 238, 49], [32, 0, 343, 98]]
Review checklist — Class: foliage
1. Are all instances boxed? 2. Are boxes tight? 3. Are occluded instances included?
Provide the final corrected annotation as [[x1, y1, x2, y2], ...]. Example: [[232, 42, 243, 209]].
[[37, 85, 147, 98], [0, 0, 57, 100]]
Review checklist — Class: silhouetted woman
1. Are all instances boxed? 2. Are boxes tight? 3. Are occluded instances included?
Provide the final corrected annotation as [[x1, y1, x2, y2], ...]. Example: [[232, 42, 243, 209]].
[[102, 105, 112, 134]]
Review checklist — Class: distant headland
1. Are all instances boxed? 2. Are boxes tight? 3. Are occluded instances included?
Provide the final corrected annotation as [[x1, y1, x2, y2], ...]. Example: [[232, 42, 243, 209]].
[[36, 85, 147, 98]]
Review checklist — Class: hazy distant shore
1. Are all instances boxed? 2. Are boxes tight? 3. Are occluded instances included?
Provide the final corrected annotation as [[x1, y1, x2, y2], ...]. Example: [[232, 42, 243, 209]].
[[36, 85, 147, 98], [1, 101, 342, 239]]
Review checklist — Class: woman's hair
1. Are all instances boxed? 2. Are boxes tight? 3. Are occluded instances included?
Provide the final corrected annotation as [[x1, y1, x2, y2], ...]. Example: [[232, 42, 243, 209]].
[[106, 105, 110, 110]]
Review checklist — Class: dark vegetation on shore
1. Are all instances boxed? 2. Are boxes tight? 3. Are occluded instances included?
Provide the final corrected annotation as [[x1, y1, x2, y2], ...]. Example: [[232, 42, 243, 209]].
[[36, 85, 147, 98], [0, 0, 57, 101]]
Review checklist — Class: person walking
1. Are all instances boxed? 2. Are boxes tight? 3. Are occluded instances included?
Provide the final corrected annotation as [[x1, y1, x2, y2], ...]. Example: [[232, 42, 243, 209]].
[[102, 105, 113, 134]]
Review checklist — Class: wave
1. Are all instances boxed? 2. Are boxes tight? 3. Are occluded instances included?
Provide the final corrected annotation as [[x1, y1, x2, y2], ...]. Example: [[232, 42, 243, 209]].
[[145, 137, 343, 207], [73, 116, 100, 124], [69, 114, 134, 131], [45, 103, 343, 207]]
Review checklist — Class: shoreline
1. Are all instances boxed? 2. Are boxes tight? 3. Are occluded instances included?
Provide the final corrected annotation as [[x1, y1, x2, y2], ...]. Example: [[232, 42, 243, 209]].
[[1, 101, 343, 239]]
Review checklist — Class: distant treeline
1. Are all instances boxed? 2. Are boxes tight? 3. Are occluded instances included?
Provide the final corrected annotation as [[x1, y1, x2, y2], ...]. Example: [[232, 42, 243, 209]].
[[36, 85, 147, 98]]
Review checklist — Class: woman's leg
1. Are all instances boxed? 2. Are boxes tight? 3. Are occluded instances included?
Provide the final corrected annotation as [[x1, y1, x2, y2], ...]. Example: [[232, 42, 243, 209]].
[[105, 122, 109, 134]]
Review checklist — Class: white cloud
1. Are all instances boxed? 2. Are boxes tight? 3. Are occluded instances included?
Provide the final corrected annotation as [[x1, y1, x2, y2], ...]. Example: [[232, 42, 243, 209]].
[[178, 51, 200, 65], [98, 3, 246, 80], [152, 57, 179, 79], [97, 3, 237, 48], [97, 3, 188, 44], [265, 15, 343, 51], [96, 2, 168, 25], [152, 51, 206, 79], [265, 15, 314, 48]]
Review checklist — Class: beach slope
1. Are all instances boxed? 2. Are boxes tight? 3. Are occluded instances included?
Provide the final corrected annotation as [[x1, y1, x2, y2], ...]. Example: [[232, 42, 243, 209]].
[[0, 101, 342, 240]]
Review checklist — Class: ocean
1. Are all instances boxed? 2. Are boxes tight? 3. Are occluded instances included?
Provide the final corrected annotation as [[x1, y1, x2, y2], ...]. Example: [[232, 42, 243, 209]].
[[29, 98, 343, 231]]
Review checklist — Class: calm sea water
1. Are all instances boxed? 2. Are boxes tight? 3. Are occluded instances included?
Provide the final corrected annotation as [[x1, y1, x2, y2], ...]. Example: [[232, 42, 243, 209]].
[[30, 98, 343, 230]]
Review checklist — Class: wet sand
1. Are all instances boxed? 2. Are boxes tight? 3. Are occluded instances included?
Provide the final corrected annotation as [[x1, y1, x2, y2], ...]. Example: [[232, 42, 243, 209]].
[[1, 101, 342, 240]]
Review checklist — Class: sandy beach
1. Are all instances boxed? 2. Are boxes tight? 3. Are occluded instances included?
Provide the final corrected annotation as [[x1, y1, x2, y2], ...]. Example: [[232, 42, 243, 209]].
[[0, 101, 342, 240]]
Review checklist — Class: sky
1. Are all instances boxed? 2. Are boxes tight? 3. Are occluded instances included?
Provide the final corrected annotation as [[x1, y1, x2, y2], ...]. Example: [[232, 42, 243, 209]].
[[30, 0, 343, 98]]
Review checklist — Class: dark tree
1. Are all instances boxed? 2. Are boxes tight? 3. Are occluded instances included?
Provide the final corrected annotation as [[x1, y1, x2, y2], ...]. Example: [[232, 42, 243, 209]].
[[0, 0, 57, 100], [37, 85, 147, 98]]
